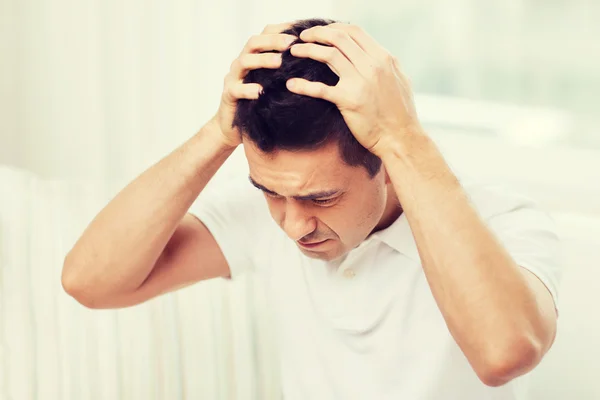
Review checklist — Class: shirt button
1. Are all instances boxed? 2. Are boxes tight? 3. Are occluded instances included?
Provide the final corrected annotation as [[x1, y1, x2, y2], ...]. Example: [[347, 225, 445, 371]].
[[343, 269, 356, 279]]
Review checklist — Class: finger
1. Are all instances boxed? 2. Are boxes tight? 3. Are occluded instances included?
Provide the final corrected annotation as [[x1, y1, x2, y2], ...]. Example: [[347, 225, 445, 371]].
[[226, 82, 263, 101], [230, 53, 282, 80], [297, 26, 374, 76], [242, 33, 297, 54], [261, 22, 295, 34], [286, 78, 340, 104], [290, 43, 357, 78], [325, 23, 389, 61]]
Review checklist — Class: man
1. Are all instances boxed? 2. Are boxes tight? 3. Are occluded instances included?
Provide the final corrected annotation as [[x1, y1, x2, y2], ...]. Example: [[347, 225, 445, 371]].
[[62, 18, 562, 399]]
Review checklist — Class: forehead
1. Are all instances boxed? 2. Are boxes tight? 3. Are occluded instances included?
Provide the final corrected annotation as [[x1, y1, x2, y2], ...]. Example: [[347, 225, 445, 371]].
[[242, 140, 357, 195]]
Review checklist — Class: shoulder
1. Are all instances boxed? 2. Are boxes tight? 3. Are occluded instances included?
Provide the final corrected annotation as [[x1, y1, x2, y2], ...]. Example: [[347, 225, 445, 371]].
[[461, 178, 542, 221], [460, 177, 560, 246], [192, 173, 269, 224]]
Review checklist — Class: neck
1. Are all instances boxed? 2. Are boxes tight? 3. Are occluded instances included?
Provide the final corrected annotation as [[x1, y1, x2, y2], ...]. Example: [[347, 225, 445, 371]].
[[373, 183, 403, 233]]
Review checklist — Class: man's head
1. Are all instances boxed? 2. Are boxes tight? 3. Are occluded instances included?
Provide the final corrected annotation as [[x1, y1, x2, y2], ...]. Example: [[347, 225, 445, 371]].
[[234, 18, 400, 261]]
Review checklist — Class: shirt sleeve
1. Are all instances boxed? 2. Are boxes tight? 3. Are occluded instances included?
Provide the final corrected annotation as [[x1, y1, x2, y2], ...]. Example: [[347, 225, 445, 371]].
[[188, 179, 271, 279], [469, 184, 563, 310]]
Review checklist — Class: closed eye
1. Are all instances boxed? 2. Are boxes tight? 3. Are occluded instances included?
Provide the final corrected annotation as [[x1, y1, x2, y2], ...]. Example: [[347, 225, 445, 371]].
[[311, 198, 336, 205], [262, 190, 337, 205]]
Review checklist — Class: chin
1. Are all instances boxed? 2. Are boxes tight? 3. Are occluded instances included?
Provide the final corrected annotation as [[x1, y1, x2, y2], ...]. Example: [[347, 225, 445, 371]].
[[310, 250, 350, 264], [299, 248, 329, 260]]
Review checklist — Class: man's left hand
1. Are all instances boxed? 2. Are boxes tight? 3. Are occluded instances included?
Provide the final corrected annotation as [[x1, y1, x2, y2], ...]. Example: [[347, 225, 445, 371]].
[[286, 23, 421, 157]]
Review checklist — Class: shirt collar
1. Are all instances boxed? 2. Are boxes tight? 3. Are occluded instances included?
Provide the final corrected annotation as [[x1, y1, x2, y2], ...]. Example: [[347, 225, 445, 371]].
[[371, 212, 421, 262]]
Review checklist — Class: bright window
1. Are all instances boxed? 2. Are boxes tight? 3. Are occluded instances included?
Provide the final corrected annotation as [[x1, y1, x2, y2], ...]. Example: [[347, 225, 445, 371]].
[[337, 1, 599, 149]]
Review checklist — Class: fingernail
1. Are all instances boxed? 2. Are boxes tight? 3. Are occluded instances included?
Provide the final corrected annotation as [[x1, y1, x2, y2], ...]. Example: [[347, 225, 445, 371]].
[[287, 80, 295, 89]]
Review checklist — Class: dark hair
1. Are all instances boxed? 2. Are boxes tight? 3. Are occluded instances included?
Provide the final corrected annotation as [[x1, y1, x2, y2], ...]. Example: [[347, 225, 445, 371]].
[[233, 18, 382, 178]]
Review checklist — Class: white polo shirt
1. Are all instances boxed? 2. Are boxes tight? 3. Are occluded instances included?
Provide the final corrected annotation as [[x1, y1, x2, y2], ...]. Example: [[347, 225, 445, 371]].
[[191, 177, 561, 399]]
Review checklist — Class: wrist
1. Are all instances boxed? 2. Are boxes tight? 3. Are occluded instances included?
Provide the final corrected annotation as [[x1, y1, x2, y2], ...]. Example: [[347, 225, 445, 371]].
[[375, 125, 431, 163], [378, 127, 457, 187], [200, 117, 240, 151]]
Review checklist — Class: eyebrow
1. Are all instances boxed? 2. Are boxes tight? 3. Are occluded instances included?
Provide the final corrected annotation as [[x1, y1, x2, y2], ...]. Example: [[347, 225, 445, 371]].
[[248, 176, 341, 201]]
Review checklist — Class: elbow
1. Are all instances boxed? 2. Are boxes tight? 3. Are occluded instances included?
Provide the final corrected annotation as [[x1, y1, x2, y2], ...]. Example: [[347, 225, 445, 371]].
[[475, 335, 544, 387], [61, 274, 98, 309], [61, 254, 103, 309], [61, 271, 99, 309]]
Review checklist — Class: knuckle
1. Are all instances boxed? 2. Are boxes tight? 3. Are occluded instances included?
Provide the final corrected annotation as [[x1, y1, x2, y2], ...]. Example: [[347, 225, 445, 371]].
[[238, 55, 250, 69], [373, 62, 385, 75], [350, 24, 363, 34], [281, 35, 293, 47], [311, 25, 324, 35], [333, 52, 345, 66], [224, 85, 235, 99], [325, 48, 337, 62], [230, 58, 240, 72], [365, 64, 377, 77], [383, 53, 395, 66], [332, 30, 347, 42], [262, 24, 275, 33], [266, 52, 280, 63], [317, 84, 328, 97], [246, 34, 260, 50]]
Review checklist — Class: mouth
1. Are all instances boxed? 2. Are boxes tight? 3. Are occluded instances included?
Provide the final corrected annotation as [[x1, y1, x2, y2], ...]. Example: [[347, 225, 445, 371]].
[[298, 239, 329, 249]]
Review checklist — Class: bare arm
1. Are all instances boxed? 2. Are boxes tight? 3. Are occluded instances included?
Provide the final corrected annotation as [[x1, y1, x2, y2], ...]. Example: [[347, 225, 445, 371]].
[[61, 123, 236, 308], [380, 134, 557, 387], [62, 23, 297, 309]]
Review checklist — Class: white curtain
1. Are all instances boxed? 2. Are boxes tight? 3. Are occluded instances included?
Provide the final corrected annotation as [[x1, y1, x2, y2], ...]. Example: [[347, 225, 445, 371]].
[[0, 1, 332, 399], [1, 164, 282, 399]]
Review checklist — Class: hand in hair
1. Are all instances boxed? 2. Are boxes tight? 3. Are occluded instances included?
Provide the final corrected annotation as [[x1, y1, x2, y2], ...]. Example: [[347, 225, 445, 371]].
[[211, 23, 297, 148], [285, 23, 422, 158]]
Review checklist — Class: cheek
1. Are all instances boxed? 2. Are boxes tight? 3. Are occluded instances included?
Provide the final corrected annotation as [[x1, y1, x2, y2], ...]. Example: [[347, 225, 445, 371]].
[[321, 202, 373, 239], [352, 187, 387, 229]]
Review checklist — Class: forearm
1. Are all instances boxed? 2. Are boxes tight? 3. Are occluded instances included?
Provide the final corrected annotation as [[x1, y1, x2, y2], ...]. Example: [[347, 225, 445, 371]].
[[379, 131, 548, 384], [62, 119, 235, 297]]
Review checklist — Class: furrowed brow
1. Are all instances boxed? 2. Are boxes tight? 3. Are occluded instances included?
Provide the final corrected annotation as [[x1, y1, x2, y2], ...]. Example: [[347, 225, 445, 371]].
[[248, 176, 279, 196], [248, 176, 340, 200]]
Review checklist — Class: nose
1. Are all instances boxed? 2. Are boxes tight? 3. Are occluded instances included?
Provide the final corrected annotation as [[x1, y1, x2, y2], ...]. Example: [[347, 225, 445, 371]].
[[281, 199, 317, 241]]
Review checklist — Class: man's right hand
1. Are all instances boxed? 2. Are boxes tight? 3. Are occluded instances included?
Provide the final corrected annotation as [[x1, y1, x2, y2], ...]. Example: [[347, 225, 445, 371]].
[[210, 23, 297, 148]]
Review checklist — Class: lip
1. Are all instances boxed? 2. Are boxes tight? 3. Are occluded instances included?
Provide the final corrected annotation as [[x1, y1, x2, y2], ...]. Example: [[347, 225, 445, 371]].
[[298, 239, 329, 249]]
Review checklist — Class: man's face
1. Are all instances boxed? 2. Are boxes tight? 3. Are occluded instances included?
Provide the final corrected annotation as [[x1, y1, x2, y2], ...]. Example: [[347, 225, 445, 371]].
[[243, 139, 393, 262]]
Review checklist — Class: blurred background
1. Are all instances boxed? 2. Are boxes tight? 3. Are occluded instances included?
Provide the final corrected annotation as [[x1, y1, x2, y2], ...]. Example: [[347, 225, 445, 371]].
[[1, 0, 599, 399]]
